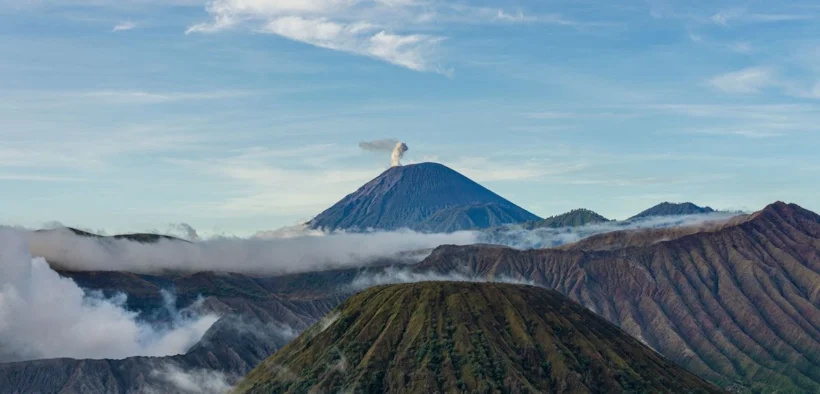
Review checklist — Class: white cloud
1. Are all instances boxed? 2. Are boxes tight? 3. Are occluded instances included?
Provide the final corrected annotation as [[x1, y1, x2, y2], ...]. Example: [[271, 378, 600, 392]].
[[480, 212, 742, 250], [259, 16, 443, 72], [148, 364, 234, 394], [113, 21, 137, 32], [69, 90, 252, 104], [711, 9, 812, 26], [348, 267, 536, 291], [186, 0, 580, 73], [708, 67, 776, 94], [0, 229, 218, 362], [24, 225, 478, 275]]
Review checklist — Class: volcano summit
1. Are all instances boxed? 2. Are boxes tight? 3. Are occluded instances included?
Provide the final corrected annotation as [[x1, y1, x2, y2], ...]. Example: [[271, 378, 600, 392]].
[[309, 162, 539, 232]]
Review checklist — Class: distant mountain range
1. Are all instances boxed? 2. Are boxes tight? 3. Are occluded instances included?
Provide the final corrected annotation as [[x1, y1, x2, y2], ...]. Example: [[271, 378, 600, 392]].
[[519, 208, 611, 229], [234, 282, 723, 394], [309, 162, 539, 232], [416, 202, 820, 393], [629, 202, 715, 220], [42, 227, 187, 243], [3, 202, 818, 393]]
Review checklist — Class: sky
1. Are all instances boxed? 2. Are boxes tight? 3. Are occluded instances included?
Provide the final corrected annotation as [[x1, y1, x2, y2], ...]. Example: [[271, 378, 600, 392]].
[[1, 0, 818, 236]]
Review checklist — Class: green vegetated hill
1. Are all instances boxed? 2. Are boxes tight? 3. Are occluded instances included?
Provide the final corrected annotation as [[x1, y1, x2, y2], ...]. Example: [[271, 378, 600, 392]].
[[233, 282, 725, 394]]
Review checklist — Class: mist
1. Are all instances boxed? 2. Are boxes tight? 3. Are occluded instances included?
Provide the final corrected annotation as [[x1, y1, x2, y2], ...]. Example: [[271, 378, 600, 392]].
[[348, 267, 537, 291], [147, 363, 234, 394], [25, 226, 478, 275], [481, 212, 742, 250], [18, 213, 742, 278], [0, 229, 219, 362]]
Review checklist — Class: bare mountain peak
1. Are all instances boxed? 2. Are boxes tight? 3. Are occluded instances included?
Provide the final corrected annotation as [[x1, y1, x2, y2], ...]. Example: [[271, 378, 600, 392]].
[[309, 162, 539, 232]]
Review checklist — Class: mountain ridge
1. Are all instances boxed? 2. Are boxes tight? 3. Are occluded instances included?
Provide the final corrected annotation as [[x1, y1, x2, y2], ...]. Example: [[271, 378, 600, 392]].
[[413, 202, 820, 393]]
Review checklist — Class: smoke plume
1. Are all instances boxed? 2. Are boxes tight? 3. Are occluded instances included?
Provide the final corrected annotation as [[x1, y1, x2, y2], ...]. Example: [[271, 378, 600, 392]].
[[0, 228, 219, 362], [390, 142, 409, 167], [358, 139, 409, 166]]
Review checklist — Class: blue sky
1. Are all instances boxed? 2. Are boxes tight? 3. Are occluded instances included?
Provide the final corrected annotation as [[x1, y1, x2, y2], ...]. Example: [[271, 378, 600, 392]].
[[1, 0, 819, 236]]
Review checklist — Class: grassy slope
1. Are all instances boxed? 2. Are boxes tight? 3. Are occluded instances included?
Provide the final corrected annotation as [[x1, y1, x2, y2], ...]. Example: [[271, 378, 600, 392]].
[[234, 282, 724, 394]]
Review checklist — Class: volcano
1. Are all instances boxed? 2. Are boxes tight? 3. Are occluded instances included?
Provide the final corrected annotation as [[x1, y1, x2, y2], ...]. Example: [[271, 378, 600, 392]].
[[234, 282, 724, 394], [309, 162, 539, 232]]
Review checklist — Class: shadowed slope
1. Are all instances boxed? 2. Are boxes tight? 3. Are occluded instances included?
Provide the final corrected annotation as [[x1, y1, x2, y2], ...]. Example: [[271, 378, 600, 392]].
[[415, 202, 820, 393], [234, 282, 724, 394]]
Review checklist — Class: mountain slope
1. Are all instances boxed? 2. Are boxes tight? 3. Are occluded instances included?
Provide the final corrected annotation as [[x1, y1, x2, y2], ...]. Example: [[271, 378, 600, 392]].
[[521, 208, 611, 230], [309, 162, 539, 232], [414, 202, 820, 393], [630, 202, 715, 219], [234, 282, 724, 394]]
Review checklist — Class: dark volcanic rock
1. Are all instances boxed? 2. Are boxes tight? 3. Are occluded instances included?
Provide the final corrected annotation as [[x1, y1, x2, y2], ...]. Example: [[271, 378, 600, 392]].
[[309, 162, 539, 232]]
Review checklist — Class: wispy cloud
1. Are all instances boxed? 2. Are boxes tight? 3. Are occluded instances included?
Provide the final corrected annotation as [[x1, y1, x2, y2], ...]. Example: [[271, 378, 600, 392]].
[[259, 16, 445, 73], [708, 67, 776, 94], [710, 9, 813, 26], [727, 41, 752, 53], [185, 0, 585, 73], [112, 21, 137, 32], [0, 173, 89, 182], [167, 145, 377, 216], [69, 90, 252, 104]]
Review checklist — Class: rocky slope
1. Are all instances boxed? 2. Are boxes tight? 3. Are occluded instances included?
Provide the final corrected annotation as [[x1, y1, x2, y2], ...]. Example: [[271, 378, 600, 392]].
[[309, 162, 539, 232], [234, 282, 725, 394], [414, 202, 820, 393]]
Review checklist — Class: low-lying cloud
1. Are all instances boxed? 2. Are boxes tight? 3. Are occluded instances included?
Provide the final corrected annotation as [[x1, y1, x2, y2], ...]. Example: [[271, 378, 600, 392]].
[[147, 363, 234, 394], [25, 226, 477, 275], [481, 212, 742, 250], [348, 267, 537, 291], [0, 229, 219, 362]]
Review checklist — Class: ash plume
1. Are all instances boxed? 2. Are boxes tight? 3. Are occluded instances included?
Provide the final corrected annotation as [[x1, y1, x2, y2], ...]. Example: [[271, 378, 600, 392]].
[[391, 142, 409, 167], [358, 139, 409, 167]]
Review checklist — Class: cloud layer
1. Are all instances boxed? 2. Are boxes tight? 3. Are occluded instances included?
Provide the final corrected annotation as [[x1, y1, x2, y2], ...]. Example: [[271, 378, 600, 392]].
[[25, 226, 477, 275], [0, 229, 218, 362], [480, 212, 742, 250]]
